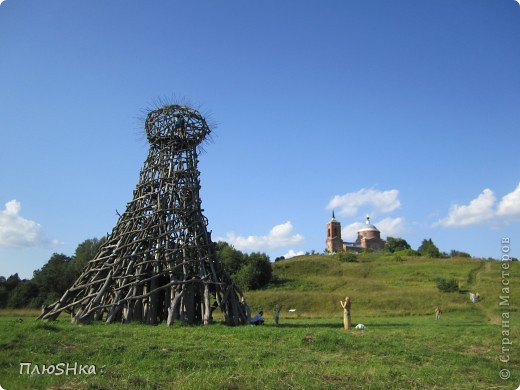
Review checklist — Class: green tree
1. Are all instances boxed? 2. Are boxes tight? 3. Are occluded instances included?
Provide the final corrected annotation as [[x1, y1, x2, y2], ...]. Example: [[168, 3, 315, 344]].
[[234, 252, 272, 290], [71, 237, 104, 275], [7, 280, 39, 308], [5, 273, 21, 292], [32, 253, 73, 307], [449, 250, 471, 258], [216, 242, 246, 275], [234, 263, 258, 291], [0, 277, 8, 308], [1, 274, 22, 308], [0, 238, 104, 309], [216, 243, 272, 291], [246, 252, 272, 289], [385, 237, 411, 253], [418, 238, 441, 258]]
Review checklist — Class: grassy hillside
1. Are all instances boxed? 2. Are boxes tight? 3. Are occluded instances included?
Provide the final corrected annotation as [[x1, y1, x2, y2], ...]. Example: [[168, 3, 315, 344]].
[[1, 255, 518, 389], [245, 254, 518, 321], [1, 313, 515, 389]]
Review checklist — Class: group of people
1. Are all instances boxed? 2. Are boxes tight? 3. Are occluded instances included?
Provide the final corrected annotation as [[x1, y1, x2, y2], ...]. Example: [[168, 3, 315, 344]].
[[251, 296, 449, 328], [470, 292, 481, 303], [250, 306, 283, 326], [253, 297, 353, 330], [250, 297, 352, 329], [341, 296, 447, 327]]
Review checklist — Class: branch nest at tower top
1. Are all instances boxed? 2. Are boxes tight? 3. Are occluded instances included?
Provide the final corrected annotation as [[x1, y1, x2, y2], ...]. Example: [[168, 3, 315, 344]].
[[145, 104, 211, 148]]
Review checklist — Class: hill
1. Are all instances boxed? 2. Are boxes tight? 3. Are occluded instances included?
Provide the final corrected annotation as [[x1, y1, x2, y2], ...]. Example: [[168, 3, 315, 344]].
[[244, 253, 518, 321], [1, 253, 518, 389]]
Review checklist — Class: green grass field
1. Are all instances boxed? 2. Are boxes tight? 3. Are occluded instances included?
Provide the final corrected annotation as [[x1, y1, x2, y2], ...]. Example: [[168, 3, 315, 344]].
[[1, 255, 518, 389]]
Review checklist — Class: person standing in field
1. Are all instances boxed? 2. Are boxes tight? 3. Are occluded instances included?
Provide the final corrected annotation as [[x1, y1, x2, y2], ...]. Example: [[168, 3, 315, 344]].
[[435, 306, 442, 320], [340, 296, 351, 331], [273, 305, 282, 326]]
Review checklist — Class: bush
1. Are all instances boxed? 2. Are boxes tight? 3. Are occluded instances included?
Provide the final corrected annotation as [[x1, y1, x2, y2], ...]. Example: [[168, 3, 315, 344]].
[[337, 252, 358, 263], [450, 250, 471, 258], [393, 249, 418, 257], [385, 237, 411, 253], [392, 255, 405, 262], [435, 278, 459, 293], [418, 239, 441, 258]]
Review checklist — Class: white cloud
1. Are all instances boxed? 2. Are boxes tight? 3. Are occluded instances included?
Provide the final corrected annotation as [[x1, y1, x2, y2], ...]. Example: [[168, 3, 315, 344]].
[[341, 222, 364, 241], [497, 183, 520, 220], [283, 249, 305, 259], [436, 189, 496, 227], [376, 217, 407, 238], [217, 221, 304, 252], [436, 184, 520, 228], [0, 200, 46, 248], [326, 188, 400, 217]]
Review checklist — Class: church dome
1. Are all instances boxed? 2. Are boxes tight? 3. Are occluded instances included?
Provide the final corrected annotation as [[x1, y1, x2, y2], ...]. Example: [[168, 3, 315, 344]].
[[358, 217, 379, 232]]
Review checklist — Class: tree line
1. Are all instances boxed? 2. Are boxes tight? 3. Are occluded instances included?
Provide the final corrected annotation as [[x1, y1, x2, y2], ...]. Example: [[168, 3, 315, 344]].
[[0, 239, 273, 309], [330, 237, 475, 263], [385, 237, 473, 259], [0, 238, 104, 309], [0, 234, 499, 309]]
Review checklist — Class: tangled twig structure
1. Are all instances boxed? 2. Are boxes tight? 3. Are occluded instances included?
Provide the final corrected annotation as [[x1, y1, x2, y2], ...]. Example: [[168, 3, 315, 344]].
[[39, 105, 249, 326]]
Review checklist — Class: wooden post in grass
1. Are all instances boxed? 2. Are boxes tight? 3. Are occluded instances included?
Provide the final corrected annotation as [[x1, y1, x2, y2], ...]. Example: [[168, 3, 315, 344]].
[[340, 296, 352, 331], [37, 104, 249, 326]]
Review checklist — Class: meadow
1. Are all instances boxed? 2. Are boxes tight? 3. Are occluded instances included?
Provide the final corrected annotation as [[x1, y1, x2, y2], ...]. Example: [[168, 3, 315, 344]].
[[1, 255, 518, 389]]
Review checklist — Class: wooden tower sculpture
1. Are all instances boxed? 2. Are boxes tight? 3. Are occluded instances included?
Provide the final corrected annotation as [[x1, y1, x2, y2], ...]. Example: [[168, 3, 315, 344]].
[[39, 105, 249, 326]]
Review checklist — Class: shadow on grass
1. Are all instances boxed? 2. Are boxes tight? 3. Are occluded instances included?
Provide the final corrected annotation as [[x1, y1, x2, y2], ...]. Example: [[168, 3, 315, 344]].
[[270, 322, 411, 329], [273, 323, 342, 329], [34, 322, 61, 332], [360, 323, 411, 327]]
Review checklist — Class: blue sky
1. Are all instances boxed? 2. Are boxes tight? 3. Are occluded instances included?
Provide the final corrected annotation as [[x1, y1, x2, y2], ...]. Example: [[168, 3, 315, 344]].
[[1, 0, 519, 279]]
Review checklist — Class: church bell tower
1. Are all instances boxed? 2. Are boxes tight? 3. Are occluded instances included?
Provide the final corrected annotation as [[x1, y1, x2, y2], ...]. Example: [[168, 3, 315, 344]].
[[326, 211, 343, 253]]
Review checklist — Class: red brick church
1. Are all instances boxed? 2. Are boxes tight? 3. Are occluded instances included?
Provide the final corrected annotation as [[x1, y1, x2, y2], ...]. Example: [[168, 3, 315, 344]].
[[326, 212, 385, 253]]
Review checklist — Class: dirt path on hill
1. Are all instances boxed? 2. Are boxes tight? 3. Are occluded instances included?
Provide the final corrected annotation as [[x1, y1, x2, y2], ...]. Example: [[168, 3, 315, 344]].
[[474, 261, 500, 325], [475, 261, 490, 285]]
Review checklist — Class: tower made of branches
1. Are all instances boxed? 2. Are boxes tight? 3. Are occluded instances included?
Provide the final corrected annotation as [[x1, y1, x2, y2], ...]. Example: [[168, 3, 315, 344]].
[[39, 105, 249, 326]]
